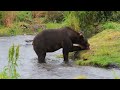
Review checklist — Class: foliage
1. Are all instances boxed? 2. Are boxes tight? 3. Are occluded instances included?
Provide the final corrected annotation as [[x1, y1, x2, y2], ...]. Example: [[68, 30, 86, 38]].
[[63, 11, 80, 32], [102, 22, 120, 30], [63, 11, 120, 38], [0, 44, 20, 79], [15, 11, 32, 23], [0, 22, 39, 36], [75, 23, 120, 68], [1, 11, 120, 37], [46, 22, 63, 29], [44, 11, 64, 23]]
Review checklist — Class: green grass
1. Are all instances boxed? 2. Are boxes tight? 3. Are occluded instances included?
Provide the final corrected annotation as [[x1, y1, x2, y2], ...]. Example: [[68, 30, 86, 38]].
[[0, 44, 20, 79], [0, 21, 63, 36], [56, 52, 75, 59], [46, 22, 63, 29], [0, 15, 80, 36], [0, 22, 38, 36], [76, 22, 120, 68], [102, 22, 120, 30], [63, 11, 80, 32]]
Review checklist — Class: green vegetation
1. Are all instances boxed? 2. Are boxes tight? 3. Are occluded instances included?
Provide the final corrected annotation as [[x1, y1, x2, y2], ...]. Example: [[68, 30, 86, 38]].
[[0, 11, 44, 36], [0, 22, 36, 36], [1, 11, 120, 37], [102, 22, 120, 30], [1, 11, 120, 71], [0, 44, 20, 79], [75, 22, 120, 68], [63, 11, 80, 32], [46, 22, 63, 29]]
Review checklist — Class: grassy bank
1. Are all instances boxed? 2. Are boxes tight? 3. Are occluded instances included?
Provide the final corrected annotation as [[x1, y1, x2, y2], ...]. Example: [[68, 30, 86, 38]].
[[76, 22, 120, 68]]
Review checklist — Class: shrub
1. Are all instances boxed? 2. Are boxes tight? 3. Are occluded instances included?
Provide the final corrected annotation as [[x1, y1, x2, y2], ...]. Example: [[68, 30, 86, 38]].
[[15, 11, 32, 23], [44, 11, 64, 23], [63, 11, 80, 32]]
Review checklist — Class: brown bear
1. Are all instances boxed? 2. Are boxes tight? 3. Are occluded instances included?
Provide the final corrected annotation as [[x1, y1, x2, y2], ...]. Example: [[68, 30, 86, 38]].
[[32, 27, 90, 63]]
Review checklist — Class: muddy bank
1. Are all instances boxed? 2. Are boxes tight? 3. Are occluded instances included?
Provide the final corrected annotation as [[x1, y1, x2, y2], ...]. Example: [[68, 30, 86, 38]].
[[0, 35, 120, 79]]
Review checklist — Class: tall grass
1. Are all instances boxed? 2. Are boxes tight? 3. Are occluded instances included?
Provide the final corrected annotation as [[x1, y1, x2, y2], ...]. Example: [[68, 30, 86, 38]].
[[0, 44, 20, 79]]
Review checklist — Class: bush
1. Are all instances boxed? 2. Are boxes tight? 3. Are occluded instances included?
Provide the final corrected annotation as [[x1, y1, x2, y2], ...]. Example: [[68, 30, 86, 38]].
[[44, 11, 64, 23], [15, 11, 32, 23], [62, 11, 120, 38], [63, 11, 80, 32], [102, 22, 120, 30]]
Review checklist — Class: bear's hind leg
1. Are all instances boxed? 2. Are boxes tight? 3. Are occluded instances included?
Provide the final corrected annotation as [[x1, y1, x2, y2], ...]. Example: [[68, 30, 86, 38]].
[[38, 52, 46, 63]]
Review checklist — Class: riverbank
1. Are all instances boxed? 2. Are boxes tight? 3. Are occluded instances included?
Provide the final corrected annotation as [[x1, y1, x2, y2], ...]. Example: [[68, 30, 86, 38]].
[[75, 22, 120, 68]]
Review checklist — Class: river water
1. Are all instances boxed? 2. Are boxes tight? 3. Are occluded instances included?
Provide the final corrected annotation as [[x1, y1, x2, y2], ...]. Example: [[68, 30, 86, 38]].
[[0, 35, 120, 79]]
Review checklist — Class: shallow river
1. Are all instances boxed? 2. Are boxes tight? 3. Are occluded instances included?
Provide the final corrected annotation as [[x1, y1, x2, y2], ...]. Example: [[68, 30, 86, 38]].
[[0, 35, 120, 79]]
